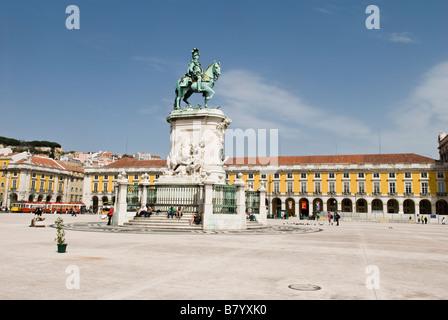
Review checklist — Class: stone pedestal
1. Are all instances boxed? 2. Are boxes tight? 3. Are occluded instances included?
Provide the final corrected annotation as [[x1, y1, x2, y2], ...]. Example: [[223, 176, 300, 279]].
[[113, 172, 129, 226], [258, 181, 268, 226], [139, 173, 151, 205], [156, 107, 232, 185], [202, 174, 247, 231]]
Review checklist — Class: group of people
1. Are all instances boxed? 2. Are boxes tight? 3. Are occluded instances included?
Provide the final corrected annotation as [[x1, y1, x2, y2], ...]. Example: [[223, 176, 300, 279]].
[[135, 204, 202, 225], [136, 204, 153, 218], [327, 211, 341, 226], [34, 207, 44, 216], [167, 205, 183, 219], [417, 215, 429, 224], [134, 204, 202, 225]]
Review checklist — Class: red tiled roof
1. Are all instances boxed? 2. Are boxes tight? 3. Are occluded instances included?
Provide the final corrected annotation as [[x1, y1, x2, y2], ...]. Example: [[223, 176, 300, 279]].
[[101, 153, 435, 169], [0, 152, 18, 157], [104, 157, 167, 168], [224, 153, 436, 166], [16, 156, 66, 169]]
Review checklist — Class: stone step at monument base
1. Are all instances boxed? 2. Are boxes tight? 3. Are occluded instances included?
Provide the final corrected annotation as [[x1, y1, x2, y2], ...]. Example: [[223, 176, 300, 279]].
[[246, 220, 267, 229], [125, 213, 267, 231], [124, 214, 202, 230]]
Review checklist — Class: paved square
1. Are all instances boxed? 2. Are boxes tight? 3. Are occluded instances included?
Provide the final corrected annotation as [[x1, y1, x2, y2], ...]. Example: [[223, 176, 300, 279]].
[[0, 213, 447, 300]]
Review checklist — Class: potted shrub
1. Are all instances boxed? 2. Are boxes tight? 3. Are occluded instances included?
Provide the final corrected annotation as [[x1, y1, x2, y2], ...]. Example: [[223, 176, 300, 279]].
[[54, 217, 67, 253]]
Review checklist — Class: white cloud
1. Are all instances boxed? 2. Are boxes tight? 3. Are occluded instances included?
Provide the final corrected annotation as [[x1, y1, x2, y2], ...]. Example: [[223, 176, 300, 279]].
[[214, 64, 448, 158], [388, 32, 418, 44], [383, 61, 448, 158], [314, 7, 334, 15], [132, 56, 183, 73], [215, 70, 375, 155]]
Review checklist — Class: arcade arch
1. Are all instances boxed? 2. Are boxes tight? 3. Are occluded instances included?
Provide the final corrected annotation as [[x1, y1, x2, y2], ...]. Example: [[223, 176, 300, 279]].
[[356, 199, 367, 213], [387, 199, 399, 213], [403, 199, 415, 214], [285, 198, 295, 217], [436, 199, 448, 215], [419, 199, 431, 215], [341, 198, 352, 212]]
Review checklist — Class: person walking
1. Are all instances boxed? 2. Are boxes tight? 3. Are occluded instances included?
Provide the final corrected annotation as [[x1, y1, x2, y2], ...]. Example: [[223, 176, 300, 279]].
[[334, 212, 340, 226], [328, 212, 333, 225], [107, 207, 114, 225]]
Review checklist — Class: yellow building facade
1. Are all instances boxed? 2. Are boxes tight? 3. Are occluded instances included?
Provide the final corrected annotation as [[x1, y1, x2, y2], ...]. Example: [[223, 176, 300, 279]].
[[83, 153, 448, 221], [224, 154, 448, 219], [0, 152, 84, 209]]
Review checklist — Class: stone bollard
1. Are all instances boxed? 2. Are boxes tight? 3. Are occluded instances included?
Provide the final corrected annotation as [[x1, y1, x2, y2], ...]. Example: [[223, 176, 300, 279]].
[[233, 173, 247, 230], [258, 180, 268, 226], [139, 173, 151, 207], [113, 171, 129, 226]]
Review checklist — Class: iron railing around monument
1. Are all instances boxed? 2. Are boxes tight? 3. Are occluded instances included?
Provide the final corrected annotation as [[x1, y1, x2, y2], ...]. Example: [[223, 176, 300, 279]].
[[245, 190, 260, 215], [146, 184, 202, 214], [126, 185, 140, 208], [213, 184, 237, 214]]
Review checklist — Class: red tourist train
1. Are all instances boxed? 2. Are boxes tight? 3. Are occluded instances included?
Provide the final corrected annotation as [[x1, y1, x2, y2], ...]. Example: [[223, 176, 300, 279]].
[[10, 202, 86, 213]]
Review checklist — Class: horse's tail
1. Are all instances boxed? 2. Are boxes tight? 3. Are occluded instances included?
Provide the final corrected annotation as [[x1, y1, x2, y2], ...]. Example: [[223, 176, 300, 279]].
[[174, 88, 178, 107]]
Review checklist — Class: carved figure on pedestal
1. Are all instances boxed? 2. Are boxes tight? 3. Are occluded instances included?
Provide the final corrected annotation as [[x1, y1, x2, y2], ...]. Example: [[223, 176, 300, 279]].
[[165, 138, 206, 180], [214, 118, 232, 163]]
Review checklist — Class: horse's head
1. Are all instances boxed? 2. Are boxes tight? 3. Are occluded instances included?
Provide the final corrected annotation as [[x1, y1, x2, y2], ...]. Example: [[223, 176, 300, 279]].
[[213, 61, 221, 80], [204, 61, 221, 81]]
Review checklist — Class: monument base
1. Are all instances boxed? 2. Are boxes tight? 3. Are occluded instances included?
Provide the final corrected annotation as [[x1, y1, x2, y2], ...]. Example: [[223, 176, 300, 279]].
[[157, 107, 231, 185]]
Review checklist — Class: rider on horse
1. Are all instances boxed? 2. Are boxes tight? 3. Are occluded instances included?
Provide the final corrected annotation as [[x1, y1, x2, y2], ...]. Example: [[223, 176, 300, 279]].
[[174, 48, 220, 109], [187, 48, 203, 92]]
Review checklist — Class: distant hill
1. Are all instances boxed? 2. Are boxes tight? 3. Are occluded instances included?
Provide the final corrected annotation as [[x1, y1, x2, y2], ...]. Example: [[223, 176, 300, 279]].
[[0, 136, 61, 149], [0, 136, 62, 159]]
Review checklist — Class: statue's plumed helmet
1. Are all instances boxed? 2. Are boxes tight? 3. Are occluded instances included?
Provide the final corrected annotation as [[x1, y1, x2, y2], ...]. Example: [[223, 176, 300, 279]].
[[191, 48, 200, 57]]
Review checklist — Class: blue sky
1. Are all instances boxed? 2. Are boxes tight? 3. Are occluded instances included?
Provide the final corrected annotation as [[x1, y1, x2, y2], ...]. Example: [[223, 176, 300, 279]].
[[1, 0, 447, 159]]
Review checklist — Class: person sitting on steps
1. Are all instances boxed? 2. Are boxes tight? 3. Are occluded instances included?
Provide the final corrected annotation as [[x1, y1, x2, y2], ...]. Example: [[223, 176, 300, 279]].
[[176, 206, 183, 219], [167, 205, 175, 219], [190, 211, 202, 225]]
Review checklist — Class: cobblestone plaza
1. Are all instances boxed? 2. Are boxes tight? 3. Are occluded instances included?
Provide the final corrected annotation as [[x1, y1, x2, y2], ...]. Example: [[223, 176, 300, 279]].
[[1, 213, 447, 300]]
